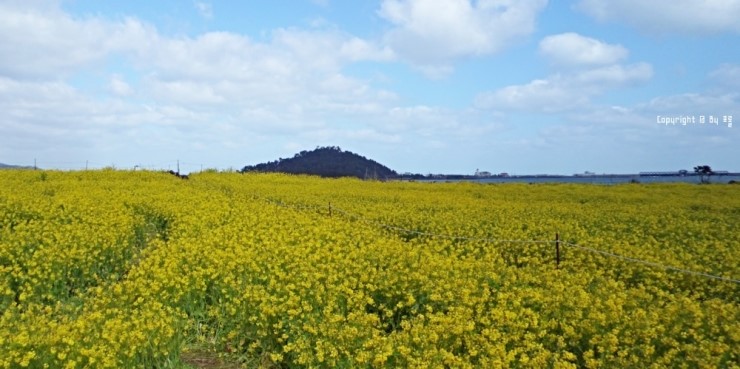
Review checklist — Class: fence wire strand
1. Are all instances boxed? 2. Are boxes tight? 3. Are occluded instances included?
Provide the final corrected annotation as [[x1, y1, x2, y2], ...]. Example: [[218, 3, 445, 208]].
[[329, 204, 552, 244], [560, 241, 740, 283], [262, 197, 739, 284]]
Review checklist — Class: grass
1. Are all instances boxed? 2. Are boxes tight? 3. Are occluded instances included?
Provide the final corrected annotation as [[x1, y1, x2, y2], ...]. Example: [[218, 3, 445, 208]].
[[180, 347, 242, 369]]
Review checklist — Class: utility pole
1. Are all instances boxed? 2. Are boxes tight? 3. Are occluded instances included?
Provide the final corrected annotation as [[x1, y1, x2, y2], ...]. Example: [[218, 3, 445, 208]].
[[177, 160, 180, 174], [34, 158, 37, 170]]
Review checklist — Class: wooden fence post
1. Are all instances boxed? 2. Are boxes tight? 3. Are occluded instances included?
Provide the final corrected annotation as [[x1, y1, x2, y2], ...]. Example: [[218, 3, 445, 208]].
[[555, 233, 560, 269]]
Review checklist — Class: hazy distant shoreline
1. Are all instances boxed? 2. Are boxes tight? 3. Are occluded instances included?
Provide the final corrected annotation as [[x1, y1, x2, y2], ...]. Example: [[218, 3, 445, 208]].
[[408, 174, 740, 184]]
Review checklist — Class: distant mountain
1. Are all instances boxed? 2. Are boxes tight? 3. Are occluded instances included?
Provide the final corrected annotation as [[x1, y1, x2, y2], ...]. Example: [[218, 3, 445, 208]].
[[0, 163, 34, 170], [241, 146, 397, 179]]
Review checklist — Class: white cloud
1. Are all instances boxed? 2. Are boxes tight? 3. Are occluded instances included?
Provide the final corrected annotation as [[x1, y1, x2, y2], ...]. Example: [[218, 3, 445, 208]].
[[477, 32, 652, 112], [641, 93, 739, 114], [475, 77, 585, 112], [109, 75, 134, 97], [473, 32, 736, 173], [380, 105, 502, 141], [709, 64, 740, 88], [0, 2, 507, 169], [0, 2, 108, 78], [539, 33, 628, 67], [345, 129, 402, 143], [415, 64, 455, 79], [476, 63, 653, 112], [271, 28, 394, 71], [0, 76, 151, 159], [0, 3, 403, 163], [194, 2, 213, 20], [129, 28, 398, 117], [8, 1, 732, 174], [0, 2, 392, 86], [338, 37, 396, 63], [378, 0, 548, 68], [575, 0, 740, 34], [580, 91, 740, 147], [146, 79, 227, 105], [0, 2, 168, 80], [574, 63, 653, 86]]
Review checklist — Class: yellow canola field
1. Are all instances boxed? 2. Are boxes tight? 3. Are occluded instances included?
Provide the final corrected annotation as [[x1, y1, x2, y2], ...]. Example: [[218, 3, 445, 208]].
[[0, 170, 738, 368]]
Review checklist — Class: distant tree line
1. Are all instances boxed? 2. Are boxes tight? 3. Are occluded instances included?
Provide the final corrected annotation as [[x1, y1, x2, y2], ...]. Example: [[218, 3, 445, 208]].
[[240, 146, 398, 180]]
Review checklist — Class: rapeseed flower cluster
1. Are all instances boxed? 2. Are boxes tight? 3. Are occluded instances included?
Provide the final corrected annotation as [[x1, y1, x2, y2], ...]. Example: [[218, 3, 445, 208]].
[[0, 170, 737, 368]]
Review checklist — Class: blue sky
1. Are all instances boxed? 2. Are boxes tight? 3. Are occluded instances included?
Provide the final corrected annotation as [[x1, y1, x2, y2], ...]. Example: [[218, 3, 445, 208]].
[[1, 0, 738, 174]]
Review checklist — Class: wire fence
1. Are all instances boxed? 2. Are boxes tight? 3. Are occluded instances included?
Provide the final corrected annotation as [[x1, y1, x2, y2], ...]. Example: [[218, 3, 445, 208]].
[[559, 241, 740, 283], [263, 197, 740, 284], [330, 204, 553, 245], [15, 160, 228, 173], [6, 166, 735, 283]]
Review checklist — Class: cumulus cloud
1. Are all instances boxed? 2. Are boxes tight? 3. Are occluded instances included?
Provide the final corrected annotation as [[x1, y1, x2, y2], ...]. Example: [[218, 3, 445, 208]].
[[475, 60, 738, 173], [475, 77, 585, 112], [575, 0, 740, 34], [0, 3, 109, 78], [476, 31, 652, 112], [476, 63, 652, 112], [539, 33, 628, 67], [0, 0, 397, 113], [378, 0, 548, 71], [0, 3, 393, 163], [132, 28, 397, 120], [574, 63, 652, 86], [0, 75, 163, 163], [0, 1, 506, 169], [271, 28, 395, 70]]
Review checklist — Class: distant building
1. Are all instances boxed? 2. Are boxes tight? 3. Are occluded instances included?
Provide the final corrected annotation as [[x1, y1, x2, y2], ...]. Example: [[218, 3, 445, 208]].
[[640, 171, 691, 177], [475, 169, 492, 177], [574, 171, 596, 177]]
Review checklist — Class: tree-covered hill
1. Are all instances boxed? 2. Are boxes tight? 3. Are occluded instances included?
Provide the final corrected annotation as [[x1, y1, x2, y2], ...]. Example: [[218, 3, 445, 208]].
[[241, 146, 397, 179]]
